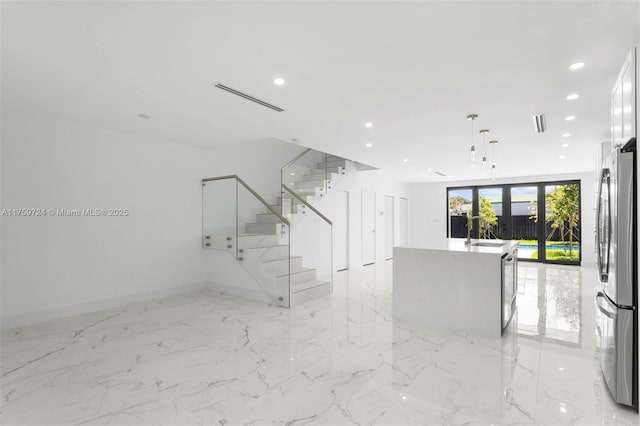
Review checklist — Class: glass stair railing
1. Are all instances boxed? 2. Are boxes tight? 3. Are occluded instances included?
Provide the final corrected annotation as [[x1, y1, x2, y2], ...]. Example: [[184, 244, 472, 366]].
[[279, 148, 346, 303], [281, 148, 350, 201], [280, 185, 333, 303], [202, 175, 291, 307]]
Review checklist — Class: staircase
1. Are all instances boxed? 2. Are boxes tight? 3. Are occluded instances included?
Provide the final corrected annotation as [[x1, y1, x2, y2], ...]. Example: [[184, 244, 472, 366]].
[[202, 153, 352, 307], [239, 196, 331, 306], [284, 154, 351, 200]]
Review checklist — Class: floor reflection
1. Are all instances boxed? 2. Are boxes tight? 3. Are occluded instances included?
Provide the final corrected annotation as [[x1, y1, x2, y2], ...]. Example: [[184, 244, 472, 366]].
[[517, 263, 582, 346]]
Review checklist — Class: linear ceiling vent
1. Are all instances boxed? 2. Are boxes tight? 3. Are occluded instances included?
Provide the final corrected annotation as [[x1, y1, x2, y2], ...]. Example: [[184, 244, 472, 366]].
[[533, 113, 546, 133], [212, 82, 285, 112], [434, 171, 447, 177]]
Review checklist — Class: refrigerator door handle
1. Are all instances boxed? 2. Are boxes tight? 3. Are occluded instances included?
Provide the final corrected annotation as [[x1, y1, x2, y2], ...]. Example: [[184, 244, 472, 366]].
[[596, 168, 611, 282], [596, 292, 615, 319]]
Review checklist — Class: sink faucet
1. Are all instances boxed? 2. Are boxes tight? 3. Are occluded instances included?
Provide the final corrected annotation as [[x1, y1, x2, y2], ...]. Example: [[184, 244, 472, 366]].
[[465, 215, 484, 246]]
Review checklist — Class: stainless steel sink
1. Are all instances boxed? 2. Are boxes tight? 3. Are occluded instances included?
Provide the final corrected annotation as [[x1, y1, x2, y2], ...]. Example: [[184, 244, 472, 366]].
[[471, 241, 505, 248]]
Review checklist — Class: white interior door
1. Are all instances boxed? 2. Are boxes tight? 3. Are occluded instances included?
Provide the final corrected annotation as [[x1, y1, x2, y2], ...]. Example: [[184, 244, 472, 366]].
[[362, 190, 376, 265], [334, 190, 349, 271], [384, 196, 394, 259], [399, 198, 409, 246]]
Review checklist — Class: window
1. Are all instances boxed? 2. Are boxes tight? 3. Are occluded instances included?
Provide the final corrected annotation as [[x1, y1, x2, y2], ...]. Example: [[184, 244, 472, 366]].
[[447, 180, 581, 265]]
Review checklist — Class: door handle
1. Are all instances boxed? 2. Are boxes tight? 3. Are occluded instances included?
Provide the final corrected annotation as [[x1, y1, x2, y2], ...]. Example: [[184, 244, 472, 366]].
[[596, 292, 615, 319]]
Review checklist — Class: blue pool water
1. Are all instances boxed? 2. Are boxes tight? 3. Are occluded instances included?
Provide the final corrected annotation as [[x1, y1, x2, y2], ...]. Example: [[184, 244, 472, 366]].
[[518, 243, 580, 252]]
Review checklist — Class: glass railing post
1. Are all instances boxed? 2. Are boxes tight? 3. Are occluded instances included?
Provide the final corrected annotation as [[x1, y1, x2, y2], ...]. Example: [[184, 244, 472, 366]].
[[235, 179, 239, 260], [323, 152, 328, 196]]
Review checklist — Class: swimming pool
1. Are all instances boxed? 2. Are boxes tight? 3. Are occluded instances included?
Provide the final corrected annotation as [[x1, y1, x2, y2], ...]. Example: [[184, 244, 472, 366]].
[[517, 243, 580, 251]]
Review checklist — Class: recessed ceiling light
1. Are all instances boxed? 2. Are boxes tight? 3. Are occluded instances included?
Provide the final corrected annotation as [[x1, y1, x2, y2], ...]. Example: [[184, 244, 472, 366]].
[[561, 143, 569, 148], [365, 143, 373, 148], [559, 155, 566, 159], [403, 158, 409, 163], [569, 62, 585, 70], [562, 133, 571, 138], [365, 122, 373, 128], [427, 168, 433, 172], [566, 93, 580, 100], [564, 115, 576, 121], [137, 114, 151, 119], [290, 172, 295, 176], [273, 77, 285, 86]]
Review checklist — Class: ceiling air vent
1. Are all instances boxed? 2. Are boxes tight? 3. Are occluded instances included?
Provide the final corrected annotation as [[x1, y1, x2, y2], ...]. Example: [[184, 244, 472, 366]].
[[434, 171, 447, 177], [212, 82, 285, 112], [533, 113, 546, 133]]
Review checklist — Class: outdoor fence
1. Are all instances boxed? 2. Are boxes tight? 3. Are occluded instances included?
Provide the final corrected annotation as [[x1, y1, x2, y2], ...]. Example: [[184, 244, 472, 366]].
[[450, 215, 581, 243]]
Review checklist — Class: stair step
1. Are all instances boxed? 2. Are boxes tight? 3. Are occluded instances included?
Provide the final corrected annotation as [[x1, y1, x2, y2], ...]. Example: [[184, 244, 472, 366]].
[[237, 234, 279, 249], [291, 279, 330, 293], [246, 223, 278, 234], [243, 245, 289, 261], [291, 180, 325, 190], [276, 267, 316, 286], [261, 256, 304, 275], [302, 171, 340, 182], [288, 187, 317, 196], [291, 280, 331, 305], [308, 166, 343, 175], [256, 213, 283, 224], [316, 159, 346, 169], [269, 205, 283, 214]]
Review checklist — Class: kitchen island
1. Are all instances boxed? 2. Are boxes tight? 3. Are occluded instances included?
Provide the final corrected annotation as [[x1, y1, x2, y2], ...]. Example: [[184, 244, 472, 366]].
[[392, 239, 518, 338]]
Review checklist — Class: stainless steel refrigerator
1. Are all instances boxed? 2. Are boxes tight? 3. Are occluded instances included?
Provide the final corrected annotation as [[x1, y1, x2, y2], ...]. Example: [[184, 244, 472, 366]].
[[595, 138, 637, 409]]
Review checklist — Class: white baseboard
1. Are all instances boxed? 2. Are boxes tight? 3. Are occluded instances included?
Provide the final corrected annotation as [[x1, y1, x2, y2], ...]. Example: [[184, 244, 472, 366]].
[[1, 281, 211, 330]]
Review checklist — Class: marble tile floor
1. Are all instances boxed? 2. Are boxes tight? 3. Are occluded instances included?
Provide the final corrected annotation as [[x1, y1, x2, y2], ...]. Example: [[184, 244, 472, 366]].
[[1, 262, 638, 425]]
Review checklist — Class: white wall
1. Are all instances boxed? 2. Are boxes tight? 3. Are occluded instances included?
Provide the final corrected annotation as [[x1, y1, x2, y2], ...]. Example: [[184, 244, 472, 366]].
[[313, 167, 411, 270], [202, 138, 304, 202], [409, 171, 597, 267], [1, 111, 304, 327], [1, 112, 213, 327]]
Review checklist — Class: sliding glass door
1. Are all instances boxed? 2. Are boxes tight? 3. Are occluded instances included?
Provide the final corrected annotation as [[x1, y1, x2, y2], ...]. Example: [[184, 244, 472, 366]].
[[544, 183, 581, 263], [448, 188, 473, 238], [447, 180, 581, 265], [478, 187, 504, 239], [510, 186, 539, 261]]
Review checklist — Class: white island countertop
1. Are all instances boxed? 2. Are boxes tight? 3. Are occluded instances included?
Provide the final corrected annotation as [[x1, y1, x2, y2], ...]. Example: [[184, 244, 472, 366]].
[[393, 239, 519, 337], [401, 238, 519, 255]]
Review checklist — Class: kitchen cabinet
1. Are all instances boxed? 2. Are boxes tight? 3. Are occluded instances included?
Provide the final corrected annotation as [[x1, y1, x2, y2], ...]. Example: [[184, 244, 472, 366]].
[[612, 48, 636, 148]]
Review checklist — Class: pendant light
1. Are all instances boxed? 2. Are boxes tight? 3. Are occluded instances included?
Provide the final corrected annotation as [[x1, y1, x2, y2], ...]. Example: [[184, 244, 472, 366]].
[[489, 140, 498, 181], [479, 129, 489, 168], [467, 114, 478, 164]]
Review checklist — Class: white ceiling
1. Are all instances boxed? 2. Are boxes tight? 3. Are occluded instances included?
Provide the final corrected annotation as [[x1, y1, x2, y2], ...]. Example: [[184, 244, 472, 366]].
[[2, 1, 639, 182]]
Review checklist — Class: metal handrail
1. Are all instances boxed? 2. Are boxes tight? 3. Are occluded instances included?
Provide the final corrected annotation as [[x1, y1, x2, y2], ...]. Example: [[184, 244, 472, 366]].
[[202, 175, 290, 225], [281, 185, 332, 226], [281, 148, 312, 171]]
